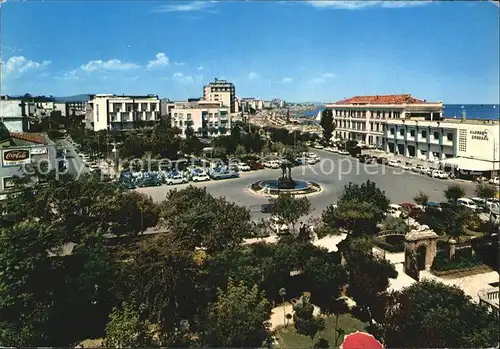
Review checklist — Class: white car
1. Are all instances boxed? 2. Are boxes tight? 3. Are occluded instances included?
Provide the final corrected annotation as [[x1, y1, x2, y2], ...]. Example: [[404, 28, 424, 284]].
[[238, 163, 251, 171], [457, 198, 479, 212], [192, 174, 210, 182], [431, 170, 448, 179], [489, 177, 500, 185], [338, 150, 349, 155], [307, 157, 320, 165], [387, 160, 399, 167], [166, 175, 188, 185], [268, 161, 280, 169], [401, 163, 412, 170], [313, 144, 324, 149]]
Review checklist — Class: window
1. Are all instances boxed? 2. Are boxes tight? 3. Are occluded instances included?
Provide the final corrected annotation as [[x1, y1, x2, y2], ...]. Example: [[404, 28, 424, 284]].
[[390, 128, 395, 135], [422, 130, 427, 138], [447, 133, 453, 141], [96, 105, 99, 122], [399, 129, 404, 136], [434, 132, 439, 139], [187, 113, 192, 120], [410, 130, 415, 137]]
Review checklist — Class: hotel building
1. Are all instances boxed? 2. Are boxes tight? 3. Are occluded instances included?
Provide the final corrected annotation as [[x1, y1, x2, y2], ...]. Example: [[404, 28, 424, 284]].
[[169, 100, 231, 138], [322, 94, 499, 172], [203, 79, 236, 113], [87, 94, 161, 131]]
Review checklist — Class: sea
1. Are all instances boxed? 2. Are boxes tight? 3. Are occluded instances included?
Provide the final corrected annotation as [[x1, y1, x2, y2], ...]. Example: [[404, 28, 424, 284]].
[[302, 104, 500, 120]]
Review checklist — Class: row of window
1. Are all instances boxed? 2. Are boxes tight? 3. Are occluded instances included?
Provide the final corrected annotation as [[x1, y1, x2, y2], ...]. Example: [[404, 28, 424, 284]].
[[173, 112, 223, 118], [389, 128, 453, 141], [333, 110, 402, 119]]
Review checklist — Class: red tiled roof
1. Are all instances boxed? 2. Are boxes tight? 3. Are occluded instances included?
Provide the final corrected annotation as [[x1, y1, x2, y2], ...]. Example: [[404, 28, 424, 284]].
[[335, 94, 429, 105], [9, 132, 47, 144]]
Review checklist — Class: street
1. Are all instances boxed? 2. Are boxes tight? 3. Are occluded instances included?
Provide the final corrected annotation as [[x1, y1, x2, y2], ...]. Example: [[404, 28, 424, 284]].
[[58, 139, 89, 177], [136, 149, 477, 220]]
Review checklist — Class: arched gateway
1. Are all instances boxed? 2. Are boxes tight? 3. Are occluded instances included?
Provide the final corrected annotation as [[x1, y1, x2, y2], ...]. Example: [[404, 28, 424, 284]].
[[404, 227, 438, 281]]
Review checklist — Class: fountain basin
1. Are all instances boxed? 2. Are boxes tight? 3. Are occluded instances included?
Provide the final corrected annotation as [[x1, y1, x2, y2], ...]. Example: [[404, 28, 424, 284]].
[[250, 179, 322, 196]]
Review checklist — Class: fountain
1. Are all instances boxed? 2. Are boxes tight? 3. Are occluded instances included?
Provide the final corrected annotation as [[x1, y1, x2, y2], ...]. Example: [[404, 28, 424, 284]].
[[250, 159, 322, 196]]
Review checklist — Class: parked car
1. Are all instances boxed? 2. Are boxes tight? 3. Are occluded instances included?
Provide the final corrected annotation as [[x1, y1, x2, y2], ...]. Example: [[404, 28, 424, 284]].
[[265, 161, 280, 169], [387, 160, 399, 167], [401, 163, 412, 170], [489, 176, 500, 185], [307, 157, 320, 165], [338, 150, 349, 156], [192, 173, 210, 182], [166, 174, 188, 185], [210, 171, 239, 180], [387, 204, 404, 217], [238, 163, 251, 171], [431, 170, 448, 179], [261, 203, 274, 213], [249, 161, 265, 170], [136, 177, 162, 187], [457, 198, 480, 212]]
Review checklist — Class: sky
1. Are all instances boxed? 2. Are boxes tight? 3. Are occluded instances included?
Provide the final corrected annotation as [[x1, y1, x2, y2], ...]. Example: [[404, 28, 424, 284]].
[[1, 0, 499, 103]]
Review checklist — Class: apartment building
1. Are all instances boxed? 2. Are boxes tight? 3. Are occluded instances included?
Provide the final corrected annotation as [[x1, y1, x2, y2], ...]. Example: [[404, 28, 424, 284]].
[[88, 94, 161, 131], [203, 79, 236, 113], [240, 98, 264, 112], [323, 94, 443, 147], [65, 100, 87, 116], [169, 100, 231, 138], [322, 94, 499, 172]]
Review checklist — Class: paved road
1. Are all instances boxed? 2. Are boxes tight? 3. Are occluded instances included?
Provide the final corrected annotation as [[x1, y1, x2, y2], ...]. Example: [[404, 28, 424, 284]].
[[136, 149, 476, 220], [58, 139, 89, 178]]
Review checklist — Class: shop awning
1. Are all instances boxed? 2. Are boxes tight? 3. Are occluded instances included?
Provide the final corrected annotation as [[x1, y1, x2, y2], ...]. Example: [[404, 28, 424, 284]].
[[439, 157, 500, 171]]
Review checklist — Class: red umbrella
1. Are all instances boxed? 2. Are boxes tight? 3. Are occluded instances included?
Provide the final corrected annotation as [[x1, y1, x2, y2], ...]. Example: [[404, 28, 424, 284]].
[[340, 331, 384, 349]]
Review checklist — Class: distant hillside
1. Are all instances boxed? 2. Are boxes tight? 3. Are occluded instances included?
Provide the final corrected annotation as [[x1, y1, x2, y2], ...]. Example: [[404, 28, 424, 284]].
[[54, 94, 90, 102]]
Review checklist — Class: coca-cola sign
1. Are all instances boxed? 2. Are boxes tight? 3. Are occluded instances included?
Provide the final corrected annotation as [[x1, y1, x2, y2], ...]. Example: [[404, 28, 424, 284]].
[[2, 149, 31, 167]]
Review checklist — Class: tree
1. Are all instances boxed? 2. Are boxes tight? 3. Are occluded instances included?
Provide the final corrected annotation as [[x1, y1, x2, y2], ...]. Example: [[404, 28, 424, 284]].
[[381, 216, 409, 235], [111, 191, 159, 236], [104, 302, 150, 348], [292, 292, 324, 339], [475, 183, 496, 199], [159, 186, 254, 253], [340, 180, 390, 214], [345, 243, 398, 323], [322, 200, 382, 236], [234, 144, 246, 156], [319, 109, 334, 142], [413, 190, 429, 206], [202, 279, 271, 347], [444, 184, 466, 205], [381, 280, 499, 348], [269, 193, 311, 234]]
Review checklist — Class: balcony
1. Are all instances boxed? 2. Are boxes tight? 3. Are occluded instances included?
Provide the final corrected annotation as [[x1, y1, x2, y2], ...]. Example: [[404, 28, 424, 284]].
[[478, 287, 499, 312]]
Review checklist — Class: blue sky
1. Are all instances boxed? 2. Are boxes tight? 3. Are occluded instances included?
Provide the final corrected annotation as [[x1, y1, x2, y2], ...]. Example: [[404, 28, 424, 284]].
[[1, 0, 499, 103]]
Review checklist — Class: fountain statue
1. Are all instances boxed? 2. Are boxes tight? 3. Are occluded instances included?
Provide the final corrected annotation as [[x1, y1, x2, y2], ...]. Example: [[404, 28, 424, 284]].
[[278, 160, 296, 189]]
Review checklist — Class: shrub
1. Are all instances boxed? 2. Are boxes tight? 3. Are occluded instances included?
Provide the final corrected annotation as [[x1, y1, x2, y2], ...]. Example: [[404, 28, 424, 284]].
[[466, 214, 483, 232], [431, 254, 483, 272], [373, 236, 405, 253]]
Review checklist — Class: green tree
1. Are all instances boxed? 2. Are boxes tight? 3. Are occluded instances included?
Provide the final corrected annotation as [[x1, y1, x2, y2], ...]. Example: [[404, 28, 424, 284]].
[[202, 279, 271, 347], [319, 109, 334, 143], [380, 280, 499, 348], [235, 144, 246, 156], [475, 183, 496, 199], [292, 292, 324, 339], [322, 200, 382, 236], [382, 216, 409, 235], [340, 180, 390, 214], [413, 190, 429, 206], [159, 186, 253, 253], [269, 193, 311, 234], [104, 302, 150, 348], [345, 243, 398, 323], [444, 184, 466, 205]]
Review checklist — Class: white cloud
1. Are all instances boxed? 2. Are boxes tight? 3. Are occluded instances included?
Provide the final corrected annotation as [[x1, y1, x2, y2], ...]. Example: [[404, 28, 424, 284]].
[[81, 59, 140, 72], [247, 72, 259, 80], [197, 65, 204, 71], [173, 72, 184, 78], [155, 1, 218, 12], [308, 0, 430, 9], [282, 77, 293, 83], [174, 61, 186, 66], [310, 72, 335, 84], [2, 56, 51, 76], [147, 52, 169, 69]]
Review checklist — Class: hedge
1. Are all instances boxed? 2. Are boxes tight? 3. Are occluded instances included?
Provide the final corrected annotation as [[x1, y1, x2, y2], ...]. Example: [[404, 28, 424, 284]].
[[373, 237, 405, 253], [431, 254, 484, 272]]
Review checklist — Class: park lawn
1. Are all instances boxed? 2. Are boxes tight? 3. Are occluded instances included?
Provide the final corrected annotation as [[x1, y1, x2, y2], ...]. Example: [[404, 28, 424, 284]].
[[276, 314, 367, 349]]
